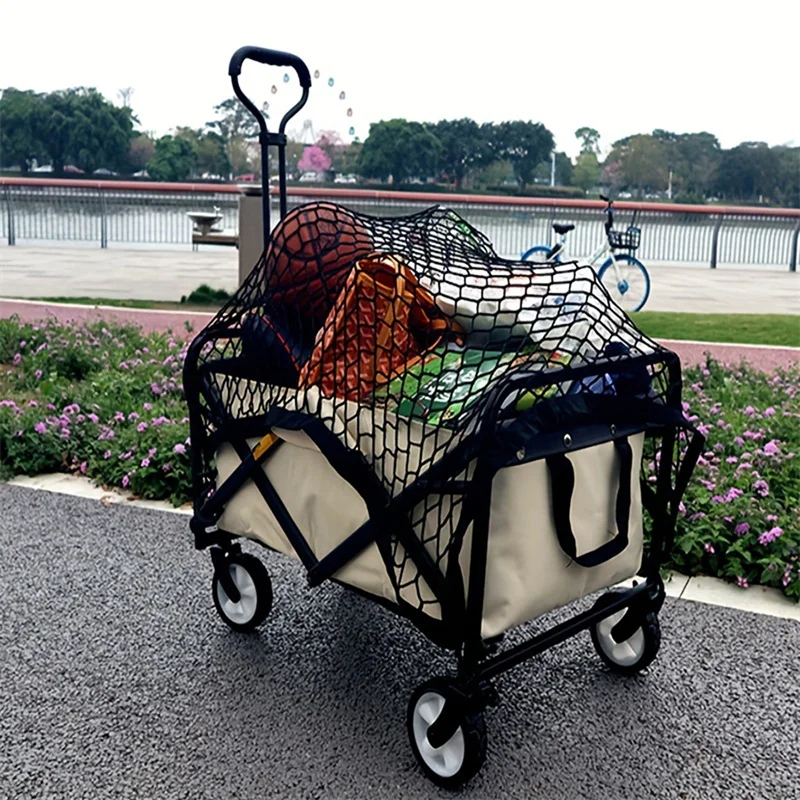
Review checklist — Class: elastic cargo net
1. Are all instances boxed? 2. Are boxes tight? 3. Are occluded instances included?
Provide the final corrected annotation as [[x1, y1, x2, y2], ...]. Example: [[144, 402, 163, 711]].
[[188, 201, 677, 614]]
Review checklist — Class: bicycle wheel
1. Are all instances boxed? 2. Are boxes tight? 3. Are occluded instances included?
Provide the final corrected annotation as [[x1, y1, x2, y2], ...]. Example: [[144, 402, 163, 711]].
[[597, 254, 651, 312], [521, 245, 560, 263]]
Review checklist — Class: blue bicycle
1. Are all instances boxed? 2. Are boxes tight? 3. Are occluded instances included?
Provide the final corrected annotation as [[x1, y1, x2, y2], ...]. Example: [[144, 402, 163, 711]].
[[521, 195, 651, 312]]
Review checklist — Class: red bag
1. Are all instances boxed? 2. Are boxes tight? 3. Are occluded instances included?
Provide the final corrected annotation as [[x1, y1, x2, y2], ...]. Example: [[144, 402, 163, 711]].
[[298, 254, 459, 402]]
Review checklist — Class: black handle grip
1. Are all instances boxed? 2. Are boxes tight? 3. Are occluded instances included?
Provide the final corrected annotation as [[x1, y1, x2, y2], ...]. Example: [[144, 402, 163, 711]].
[[600, 194, 611, 203], [228, 46, 312, 88]]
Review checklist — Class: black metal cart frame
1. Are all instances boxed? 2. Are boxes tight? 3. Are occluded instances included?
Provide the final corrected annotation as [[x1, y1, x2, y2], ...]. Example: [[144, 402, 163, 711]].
[[183, 46, 705, 787]]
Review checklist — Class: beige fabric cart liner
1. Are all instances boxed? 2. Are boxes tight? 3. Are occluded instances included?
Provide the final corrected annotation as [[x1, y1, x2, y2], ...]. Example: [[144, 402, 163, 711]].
[[215, 382, 644, 639]]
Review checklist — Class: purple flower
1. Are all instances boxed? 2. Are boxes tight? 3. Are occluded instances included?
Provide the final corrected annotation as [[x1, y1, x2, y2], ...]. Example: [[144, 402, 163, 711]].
[[726, 456, 738, 464], [763, 440, 780, 456], [764, 407, 776, 417], [735, 522, 750, 536], [34, 421, 47, 434], [151, 383, 163, 397], [678, 501, 686, 517], [12, 353, 22, 365], [80, 461, 87, 474], [122, 475, 130, 488], [19, 340, 26, 348], [697, 424, 710, 436], [87, 413, 99, 424], [140, 458, 151, 468], [148, 447, 157, 457], [733, 436, 745, 446], [119, 362, 129, 370], [753, 479, 769, 497], [162, 463, 173, 473], [119, 451, 132, 461], [744, 406, 755, 416], [137, 422, 148, 432], [143, 402, 153, 411], [737, 576, 749, 589], [98, 428, 115, 441], [689, 512, 706, 522], [128, 412, 140, 421], [704, 543, 715, 554], [114, 412, 125, 422], [27, 400, 38, 407], [725, 488, 744, 502], [758, 527, 783, 545], [173, 443, 186, 455], [34, 369, 43, 380], [103, 450, 112, 460], [36, 342, 47, 353]]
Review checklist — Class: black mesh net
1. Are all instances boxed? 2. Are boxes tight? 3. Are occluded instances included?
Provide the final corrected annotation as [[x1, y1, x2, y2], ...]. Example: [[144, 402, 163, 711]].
[[185, 200, 682, 615]]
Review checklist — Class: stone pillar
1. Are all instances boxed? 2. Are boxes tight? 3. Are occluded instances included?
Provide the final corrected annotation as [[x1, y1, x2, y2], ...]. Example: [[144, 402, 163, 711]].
[[238, 187, 265, 285]]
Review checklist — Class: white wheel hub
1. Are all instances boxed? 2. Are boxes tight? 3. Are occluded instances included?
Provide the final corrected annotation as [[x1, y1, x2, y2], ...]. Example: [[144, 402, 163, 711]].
[[412, 691, 465, 778], [596, 609, 646, 666], [216, 563, 258, 625]]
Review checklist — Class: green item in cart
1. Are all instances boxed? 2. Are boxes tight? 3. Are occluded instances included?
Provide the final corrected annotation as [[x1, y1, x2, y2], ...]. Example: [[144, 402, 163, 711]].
[[395, 348, 529, 425]]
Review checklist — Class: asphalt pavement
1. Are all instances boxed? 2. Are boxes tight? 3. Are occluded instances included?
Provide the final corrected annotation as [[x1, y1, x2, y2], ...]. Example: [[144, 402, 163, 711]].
[[1, 484, 798, 800]]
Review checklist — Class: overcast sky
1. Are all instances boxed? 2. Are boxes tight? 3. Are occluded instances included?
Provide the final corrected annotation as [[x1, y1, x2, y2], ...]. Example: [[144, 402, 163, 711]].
[[1, 0, 797, 159]]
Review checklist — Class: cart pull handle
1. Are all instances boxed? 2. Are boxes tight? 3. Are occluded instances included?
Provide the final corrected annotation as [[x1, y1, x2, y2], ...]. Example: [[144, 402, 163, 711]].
[[546, 437, 633, 569], [228, 46, 312, 88]]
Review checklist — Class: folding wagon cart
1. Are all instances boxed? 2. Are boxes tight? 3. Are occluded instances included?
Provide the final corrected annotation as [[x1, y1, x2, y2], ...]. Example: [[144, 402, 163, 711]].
[[183, 46, 704, 788]]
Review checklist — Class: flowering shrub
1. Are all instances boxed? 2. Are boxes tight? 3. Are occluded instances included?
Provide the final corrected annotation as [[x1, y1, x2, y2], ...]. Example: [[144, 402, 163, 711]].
[[0, 317, 191, 506], [1, 316, 798, 600], [669, 357, 800, 600]]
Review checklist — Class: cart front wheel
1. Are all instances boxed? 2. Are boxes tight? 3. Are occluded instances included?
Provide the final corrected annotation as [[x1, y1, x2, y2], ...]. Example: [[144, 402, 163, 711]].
[[212, 553, 272, 633], [590, 592, 660, 675], [407, 678, 487, 789]]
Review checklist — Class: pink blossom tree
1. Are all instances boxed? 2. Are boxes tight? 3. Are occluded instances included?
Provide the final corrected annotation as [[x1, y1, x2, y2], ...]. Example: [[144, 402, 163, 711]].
[[297, 145, 331, 174]]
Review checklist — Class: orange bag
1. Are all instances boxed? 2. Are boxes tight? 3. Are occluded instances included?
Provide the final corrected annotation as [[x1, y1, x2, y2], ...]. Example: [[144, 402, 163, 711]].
[[298, 254, 458, 401]]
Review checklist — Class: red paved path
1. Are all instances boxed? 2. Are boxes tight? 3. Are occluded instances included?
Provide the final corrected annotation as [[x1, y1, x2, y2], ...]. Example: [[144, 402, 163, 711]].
[[2, 299, 798, 372]]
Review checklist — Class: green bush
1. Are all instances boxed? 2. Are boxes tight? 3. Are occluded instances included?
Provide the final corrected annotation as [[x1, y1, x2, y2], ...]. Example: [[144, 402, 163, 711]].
[[180, 284, 231, 306]]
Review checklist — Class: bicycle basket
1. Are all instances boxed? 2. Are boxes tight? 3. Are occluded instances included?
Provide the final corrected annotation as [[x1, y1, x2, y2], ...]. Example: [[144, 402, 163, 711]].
[[608, 226, 641, 251]]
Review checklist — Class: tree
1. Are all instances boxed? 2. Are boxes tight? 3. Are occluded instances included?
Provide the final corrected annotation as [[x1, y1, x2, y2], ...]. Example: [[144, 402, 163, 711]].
[[606, 133, 669, 196], [572, 152, 601, 191], [575, 126, 600, 155], [297, 145, 331, 174], [433, 118, 490, 189], [175, 127, 229, 178], [207, 97, 260, 177], [357, 119, 442, 183], [0, 88, 46, 171], [34, 88, 136, 175], [554, 152, 573, 186], [492, 121, 555, 190], [127, 133, 155, 172], [147, 135, 198, 182]]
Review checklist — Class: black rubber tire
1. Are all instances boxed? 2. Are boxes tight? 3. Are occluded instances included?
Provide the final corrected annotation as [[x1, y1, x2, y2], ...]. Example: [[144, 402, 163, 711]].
[[590, 590, 661, 675], [407, 677, 487, 789], [212, 552, 273, 633]]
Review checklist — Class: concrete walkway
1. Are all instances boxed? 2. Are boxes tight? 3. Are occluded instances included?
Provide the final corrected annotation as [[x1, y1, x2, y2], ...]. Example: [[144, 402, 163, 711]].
[[1, 245, 799, 313]]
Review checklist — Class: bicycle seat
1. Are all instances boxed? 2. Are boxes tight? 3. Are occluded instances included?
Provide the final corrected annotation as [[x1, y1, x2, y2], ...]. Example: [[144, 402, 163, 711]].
[[552, 223, 575, 235]]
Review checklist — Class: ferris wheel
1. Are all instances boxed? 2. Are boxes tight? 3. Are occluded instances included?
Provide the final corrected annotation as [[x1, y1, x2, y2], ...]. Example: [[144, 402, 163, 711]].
[[263, 67, 359, 145]]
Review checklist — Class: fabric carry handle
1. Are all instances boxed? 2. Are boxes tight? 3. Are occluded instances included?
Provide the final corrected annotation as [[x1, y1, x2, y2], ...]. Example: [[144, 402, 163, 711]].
[[546, 437, 633, 568]]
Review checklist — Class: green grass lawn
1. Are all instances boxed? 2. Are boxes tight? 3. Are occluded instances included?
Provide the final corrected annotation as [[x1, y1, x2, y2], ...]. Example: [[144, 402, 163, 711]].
[[634, 312, 800, 347], [27, 297, 222, 312], [17, 299, 800, 347]]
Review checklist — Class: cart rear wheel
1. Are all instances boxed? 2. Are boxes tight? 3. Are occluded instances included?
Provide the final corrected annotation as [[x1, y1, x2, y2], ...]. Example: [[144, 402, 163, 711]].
[[212, 553, 272, 633], [590, 592, 660, 675], [407, 678, 486, 789]]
